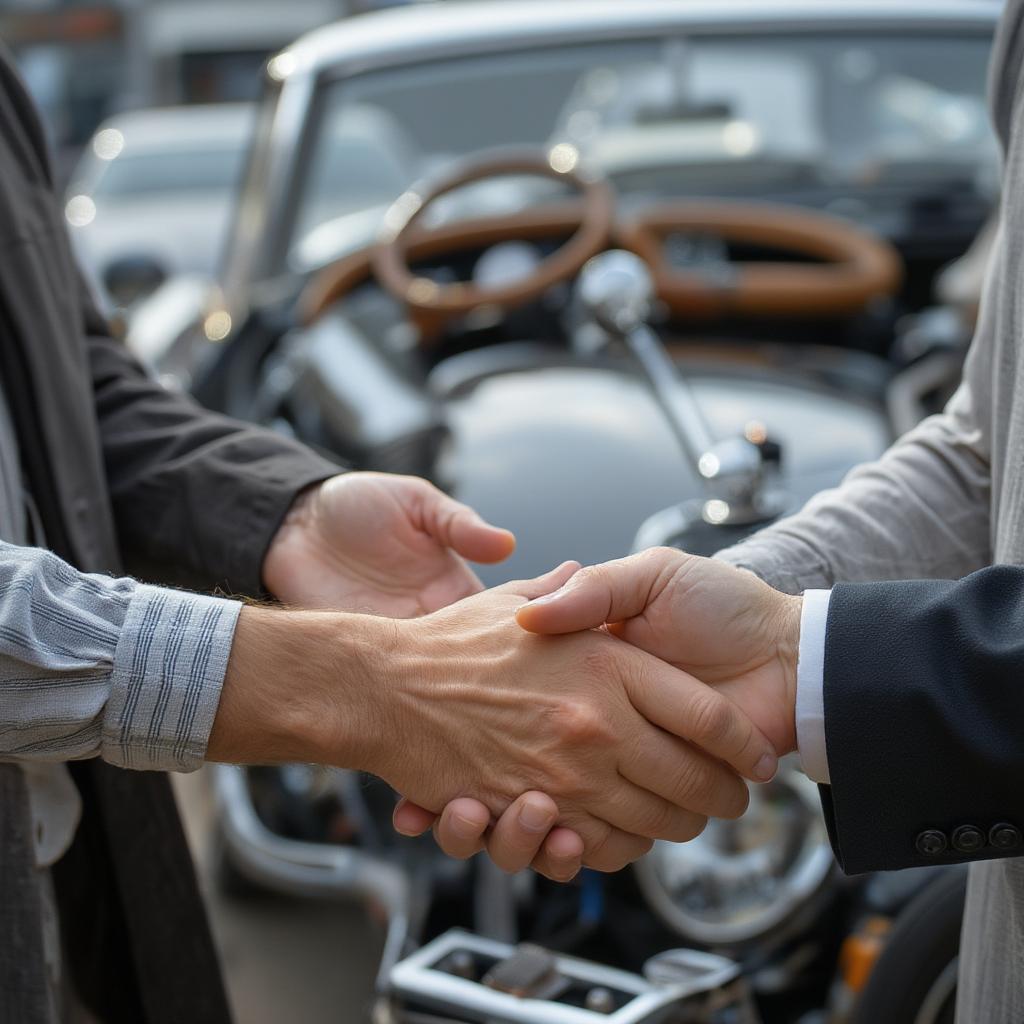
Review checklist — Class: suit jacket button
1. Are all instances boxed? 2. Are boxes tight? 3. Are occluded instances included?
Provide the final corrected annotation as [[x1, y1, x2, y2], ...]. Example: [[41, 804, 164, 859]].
[[952, 825, 985, 854], [989, 823, 1021, 850], [916, 829, 947, 856]]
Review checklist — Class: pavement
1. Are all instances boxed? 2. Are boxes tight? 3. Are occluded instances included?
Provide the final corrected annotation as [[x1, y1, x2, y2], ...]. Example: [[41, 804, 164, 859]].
[[173, 769, 383, 1024]]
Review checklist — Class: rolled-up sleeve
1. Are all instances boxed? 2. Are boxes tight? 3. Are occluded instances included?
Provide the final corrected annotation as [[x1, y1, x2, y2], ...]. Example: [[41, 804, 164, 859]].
[[0, 541, 239, 771]]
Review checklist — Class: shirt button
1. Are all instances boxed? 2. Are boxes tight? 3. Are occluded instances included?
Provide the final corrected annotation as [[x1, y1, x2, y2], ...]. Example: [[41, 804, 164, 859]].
[[916, 829, 947, 856], [952, 825, 986, 854], [989, 823, 1022, 851]]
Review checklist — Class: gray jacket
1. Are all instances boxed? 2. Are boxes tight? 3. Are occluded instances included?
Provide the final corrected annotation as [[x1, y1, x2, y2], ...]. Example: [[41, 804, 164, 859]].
[[718, 1, 1024, 1015]]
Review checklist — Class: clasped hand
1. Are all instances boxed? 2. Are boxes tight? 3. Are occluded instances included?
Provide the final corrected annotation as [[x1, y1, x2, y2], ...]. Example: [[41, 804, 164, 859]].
[[393, 548, 802, 880], [261, 473, 800, 883]]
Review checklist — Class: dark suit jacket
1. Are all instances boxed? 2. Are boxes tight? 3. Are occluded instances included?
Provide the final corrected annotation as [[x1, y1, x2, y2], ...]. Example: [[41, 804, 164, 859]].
[[820, 566, 1024, 875], [0, 46, 338, 1023]]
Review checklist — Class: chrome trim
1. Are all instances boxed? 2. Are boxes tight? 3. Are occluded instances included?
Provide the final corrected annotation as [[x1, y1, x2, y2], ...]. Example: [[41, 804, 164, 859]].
[[212, 764, 411, 988], [633, 766, 834, 946], [285, 2, 1002, 81], [387, 929, 741, 1023], [914, 957, 959, 1024]]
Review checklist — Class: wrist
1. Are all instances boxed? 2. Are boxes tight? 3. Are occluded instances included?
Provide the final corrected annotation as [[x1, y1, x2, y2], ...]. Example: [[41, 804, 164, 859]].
[[261, 481, 324, 596], [207, 605, 396, 770], [772, 594, 802, 756]]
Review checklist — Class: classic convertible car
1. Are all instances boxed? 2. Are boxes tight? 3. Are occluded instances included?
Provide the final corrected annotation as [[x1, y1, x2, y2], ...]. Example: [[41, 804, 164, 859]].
[[138, 0, 999, 583], [132, 2, 1002, 1021]]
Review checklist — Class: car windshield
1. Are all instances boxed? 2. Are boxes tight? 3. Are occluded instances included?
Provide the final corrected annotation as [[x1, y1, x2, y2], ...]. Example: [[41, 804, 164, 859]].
[[287, 32, 997, 272], [93, 147, 247, 199]]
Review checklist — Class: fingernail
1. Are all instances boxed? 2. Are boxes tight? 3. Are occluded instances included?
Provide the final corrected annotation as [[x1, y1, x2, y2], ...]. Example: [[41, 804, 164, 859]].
[[524, 589, 563, 608], [518, 800, 555, 832], [754, 753, 778, 782]]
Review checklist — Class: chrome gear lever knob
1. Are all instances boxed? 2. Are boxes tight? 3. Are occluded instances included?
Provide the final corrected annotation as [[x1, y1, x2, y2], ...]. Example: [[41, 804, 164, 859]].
[[576, 251, 787, 528], [576, 249, 655, 335]]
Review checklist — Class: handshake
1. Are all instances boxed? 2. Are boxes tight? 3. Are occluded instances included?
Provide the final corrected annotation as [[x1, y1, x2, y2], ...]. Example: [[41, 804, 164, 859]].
[[212, 546, 802, 883], [386, 550, 803, 880]]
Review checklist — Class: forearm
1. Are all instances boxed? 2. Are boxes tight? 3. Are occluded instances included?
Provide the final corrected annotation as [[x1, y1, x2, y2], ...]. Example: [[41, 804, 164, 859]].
[[718, 228, 1003, 593], [717, 386, 991, 592], [87, 329, 338, 595], [206, 606, 392, 769]]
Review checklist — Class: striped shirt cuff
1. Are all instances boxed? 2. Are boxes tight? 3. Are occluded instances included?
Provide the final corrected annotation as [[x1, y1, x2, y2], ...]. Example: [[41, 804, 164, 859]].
[[103, 584, 241, 772]]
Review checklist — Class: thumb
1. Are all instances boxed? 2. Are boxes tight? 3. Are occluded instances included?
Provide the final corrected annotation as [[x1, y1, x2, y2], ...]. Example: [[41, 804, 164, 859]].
[[494, 560, 582, 602], [419, 487, 516, 564], [516, 549, 682, 634]]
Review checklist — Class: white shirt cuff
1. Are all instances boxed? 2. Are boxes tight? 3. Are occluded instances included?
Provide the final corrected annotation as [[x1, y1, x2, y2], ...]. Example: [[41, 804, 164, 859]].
[[796, 589, 832, 783]]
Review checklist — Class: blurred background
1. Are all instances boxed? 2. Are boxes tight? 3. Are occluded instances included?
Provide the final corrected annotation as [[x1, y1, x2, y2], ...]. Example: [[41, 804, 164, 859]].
[[4, 2, 1005, 1023]]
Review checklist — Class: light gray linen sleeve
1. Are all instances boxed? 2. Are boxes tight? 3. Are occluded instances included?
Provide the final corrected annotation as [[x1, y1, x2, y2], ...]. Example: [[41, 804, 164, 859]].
[[716, 230, 999, 595], [0, 540, 240, 771]]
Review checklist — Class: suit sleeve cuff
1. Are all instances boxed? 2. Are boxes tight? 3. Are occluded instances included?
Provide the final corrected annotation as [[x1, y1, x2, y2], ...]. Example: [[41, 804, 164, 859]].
[[103, 584, 241, 772], [796, 589, 832, 783]]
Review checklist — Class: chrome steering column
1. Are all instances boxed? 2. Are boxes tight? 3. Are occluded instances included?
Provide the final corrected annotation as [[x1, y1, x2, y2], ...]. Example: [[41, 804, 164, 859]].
[[576, 250, 788, 528]]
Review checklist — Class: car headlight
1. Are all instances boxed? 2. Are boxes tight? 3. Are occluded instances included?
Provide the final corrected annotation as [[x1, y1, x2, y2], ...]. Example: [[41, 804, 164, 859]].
[[633, 762, 833, 947]]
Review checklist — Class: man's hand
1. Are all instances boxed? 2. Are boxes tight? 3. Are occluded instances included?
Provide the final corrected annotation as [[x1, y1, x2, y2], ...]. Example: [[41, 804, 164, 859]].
[[518, 549, 802, 756], [376, 563, 777, 871], [211, 561, 779, 874], [262, 473, 515, 615], [404, 549, 800, 878]]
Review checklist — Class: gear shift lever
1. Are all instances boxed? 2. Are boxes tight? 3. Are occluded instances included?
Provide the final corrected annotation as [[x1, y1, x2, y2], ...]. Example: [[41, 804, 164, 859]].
[[576, 250, 786, 527]]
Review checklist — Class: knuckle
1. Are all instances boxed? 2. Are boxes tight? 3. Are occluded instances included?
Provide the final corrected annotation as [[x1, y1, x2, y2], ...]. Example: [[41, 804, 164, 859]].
[[581, 820, 614, 863], [549, 697, 609, 747], [639, 802, 678, 840], [669, 755, 715, 810], [689, 691, 735, 749]]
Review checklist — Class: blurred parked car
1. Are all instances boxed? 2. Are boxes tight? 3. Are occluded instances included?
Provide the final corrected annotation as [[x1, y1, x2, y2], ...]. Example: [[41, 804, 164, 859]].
[[65, 103, 254, 309], [132, 3, 1001, 1022]]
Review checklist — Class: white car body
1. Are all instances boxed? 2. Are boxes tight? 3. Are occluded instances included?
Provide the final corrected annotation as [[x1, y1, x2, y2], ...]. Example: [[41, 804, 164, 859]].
[[65, 103, 255, 308]]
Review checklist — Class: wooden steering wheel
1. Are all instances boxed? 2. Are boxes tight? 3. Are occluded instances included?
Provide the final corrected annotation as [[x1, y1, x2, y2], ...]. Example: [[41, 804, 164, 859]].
[[298, 152, 902, 334], [370, 147, 614, 339], [618, 201, 902, 319]]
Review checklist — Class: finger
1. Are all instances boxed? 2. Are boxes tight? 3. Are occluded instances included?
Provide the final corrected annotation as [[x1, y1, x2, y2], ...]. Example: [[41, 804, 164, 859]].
[[627, 661, 778, 783], [530, 828, 585, 882], [516, 550, 680, 634], [587, 777, 710, 844], [566, 817, 656, 873], [619, 730, 750, 820], [493, 561, 582, 601], [393, 797, 438, 836], [432, 798, 492, 860], [485, 792, 559, 873], [417, 485, 516, 564]]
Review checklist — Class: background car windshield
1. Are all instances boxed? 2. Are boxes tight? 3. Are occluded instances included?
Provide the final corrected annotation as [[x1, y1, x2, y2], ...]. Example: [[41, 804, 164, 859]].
[[94, 148, 246, 199], [289, 33, 996, 271]]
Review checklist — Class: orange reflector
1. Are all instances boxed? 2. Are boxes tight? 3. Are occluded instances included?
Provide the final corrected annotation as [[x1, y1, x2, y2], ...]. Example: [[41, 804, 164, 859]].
[[839, 915, 892, 993]]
